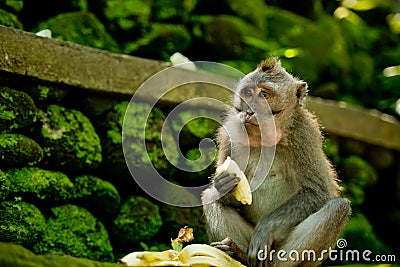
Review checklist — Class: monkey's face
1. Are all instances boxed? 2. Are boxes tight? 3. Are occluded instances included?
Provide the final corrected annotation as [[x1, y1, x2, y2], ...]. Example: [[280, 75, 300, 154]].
[[231, 76, 282, 147], [231, 60, 308, 147]]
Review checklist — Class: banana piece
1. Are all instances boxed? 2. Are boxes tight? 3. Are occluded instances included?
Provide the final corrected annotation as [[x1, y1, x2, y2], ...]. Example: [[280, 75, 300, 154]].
[[120, 244, 247, 267], [216, 156, 252, 205]]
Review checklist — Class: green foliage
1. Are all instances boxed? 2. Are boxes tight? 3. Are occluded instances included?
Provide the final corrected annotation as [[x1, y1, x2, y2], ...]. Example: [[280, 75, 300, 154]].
[[33, 204, 114, 262], [35, 11, 120, 53], [0, 0, 23, 14], [191, 15, 265, 60], [0, 169, 10, 201], [340, 155, 378, 187], [0, 8, 22, 28], [123, 23, 191, 59], [7, 167, 74, 204], [72, 175, 121, 217], [37, 104, 102, 173], [152, 0, 197, 22], [0, 87, 36, 133], [0, 201, 46, 249], [341, 212, 391, 256], [112, 196, 162, 246], [0, 134, 43, 168]]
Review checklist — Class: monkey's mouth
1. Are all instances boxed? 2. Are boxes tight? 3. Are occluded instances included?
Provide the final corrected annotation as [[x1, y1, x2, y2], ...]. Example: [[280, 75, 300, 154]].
[[244, 114, 259, 126]]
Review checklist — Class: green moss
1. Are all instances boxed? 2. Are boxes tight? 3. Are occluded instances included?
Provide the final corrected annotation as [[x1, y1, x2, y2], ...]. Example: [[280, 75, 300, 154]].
[[21, 83, 70, 103], [191, 15, 265, 60], [123, 23, 191, 59], [0, 87, 36, 133], [159, 204, 208, 244], [7, 167, 74, 204], [37, 104, 102, 173], [177, 109, 219, 139], [35, 11, 120, 53], [0, 134, 43, 168], [0, 242, 121, 267], [100, 101, 178, 180], [33, 204, 114, 262], [98, 0, 151, 41], [0, 8, 22, 28], [181, 147, 216, 186], [112, 196, 162, 246], [0, 169, 10, 200], [152, 0, 197, 22], [341, 212, 391, 255], [0, 201, 45, 249], [73, 175, 120, 217], [340, 155, 378, 187], [0, 0, 23, 13]]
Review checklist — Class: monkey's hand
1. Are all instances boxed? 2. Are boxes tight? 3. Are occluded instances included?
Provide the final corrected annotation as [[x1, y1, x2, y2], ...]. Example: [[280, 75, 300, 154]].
[[213, 172, 240, 197], [248, 224, 287, 267]]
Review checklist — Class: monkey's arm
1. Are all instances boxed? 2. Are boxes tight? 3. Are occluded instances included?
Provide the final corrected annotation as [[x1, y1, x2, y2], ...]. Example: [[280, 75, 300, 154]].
[[248, 188, 328, 265]]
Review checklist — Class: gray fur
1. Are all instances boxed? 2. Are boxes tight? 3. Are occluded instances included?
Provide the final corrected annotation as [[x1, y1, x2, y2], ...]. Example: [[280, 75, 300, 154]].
[[202, 58, 351, 267]]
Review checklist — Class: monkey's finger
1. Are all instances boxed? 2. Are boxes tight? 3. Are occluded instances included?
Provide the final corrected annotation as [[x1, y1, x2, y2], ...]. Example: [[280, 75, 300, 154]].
[[214, 173, 240, 193]]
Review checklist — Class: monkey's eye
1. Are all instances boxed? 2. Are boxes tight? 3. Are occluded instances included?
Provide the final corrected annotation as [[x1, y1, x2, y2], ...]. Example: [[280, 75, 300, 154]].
[[242, 88, 253, 97], [259, 91, 268, 98]]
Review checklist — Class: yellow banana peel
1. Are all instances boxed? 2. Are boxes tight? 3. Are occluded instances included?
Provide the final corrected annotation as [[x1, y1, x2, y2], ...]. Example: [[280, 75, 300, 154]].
[[120, 243, 246, 267], [216, 156, 252, 205]]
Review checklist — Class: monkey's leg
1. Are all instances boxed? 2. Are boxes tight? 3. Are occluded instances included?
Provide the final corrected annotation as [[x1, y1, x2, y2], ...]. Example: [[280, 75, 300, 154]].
[[277, 197, 351, 267], [202, 187, 254, 264]]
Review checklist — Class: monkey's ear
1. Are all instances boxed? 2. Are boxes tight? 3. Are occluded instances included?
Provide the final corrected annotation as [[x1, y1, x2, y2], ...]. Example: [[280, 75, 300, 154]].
[[296, 81, 308, 106]]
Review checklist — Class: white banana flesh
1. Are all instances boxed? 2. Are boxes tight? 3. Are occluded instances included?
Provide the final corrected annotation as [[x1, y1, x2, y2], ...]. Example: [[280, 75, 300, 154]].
[[216, 156, 252, 205], [120, 244, 247, 267]]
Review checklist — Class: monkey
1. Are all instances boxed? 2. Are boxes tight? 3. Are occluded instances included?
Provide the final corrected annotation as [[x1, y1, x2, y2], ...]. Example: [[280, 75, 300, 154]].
[[201, 57, 351, 267]]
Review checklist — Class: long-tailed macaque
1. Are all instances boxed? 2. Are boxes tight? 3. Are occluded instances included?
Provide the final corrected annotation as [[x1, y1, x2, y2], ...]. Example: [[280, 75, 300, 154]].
[[201, 58, 351, 267]]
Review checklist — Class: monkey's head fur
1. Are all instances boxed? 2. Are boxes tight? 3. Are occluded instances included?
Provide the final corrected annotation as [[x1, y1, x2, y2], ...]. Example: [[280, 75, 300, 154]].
[[230, 57, 308, 147]]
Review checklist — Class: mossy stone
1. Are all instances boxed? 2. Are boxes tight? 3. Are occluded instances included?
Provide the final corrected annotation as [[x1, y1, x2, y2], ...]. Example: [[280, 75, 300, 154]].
[[0, 242, 121, 267], [152, 0, 197, 22], [7, 167, 74, 204], [33, 204, 114, 262], [191, 15, 264, 60], [0, 201, 45, 249], [123, 23, 191, 59], [0, 134, 43, 169], [0, 8, 22, 28], [100, 101, 178, 181], [112, 196, 162, 246], [72, 175, 120, 217], [96, 0, 152, 42], [0, 0, 23, 14], [0, 87, 36, 133], [20, 83, 70, 103], [37, 104, 102, 173], [180, 147, 216, 186], [0, 169, 10, 200], [35, 11, 120, 53]]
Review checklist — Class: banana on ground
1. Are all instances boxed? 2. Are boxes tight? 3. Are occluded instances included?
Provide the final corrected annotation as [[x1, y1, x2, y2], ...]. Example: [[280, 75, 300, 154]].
[[120, 244, 247, 267]]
